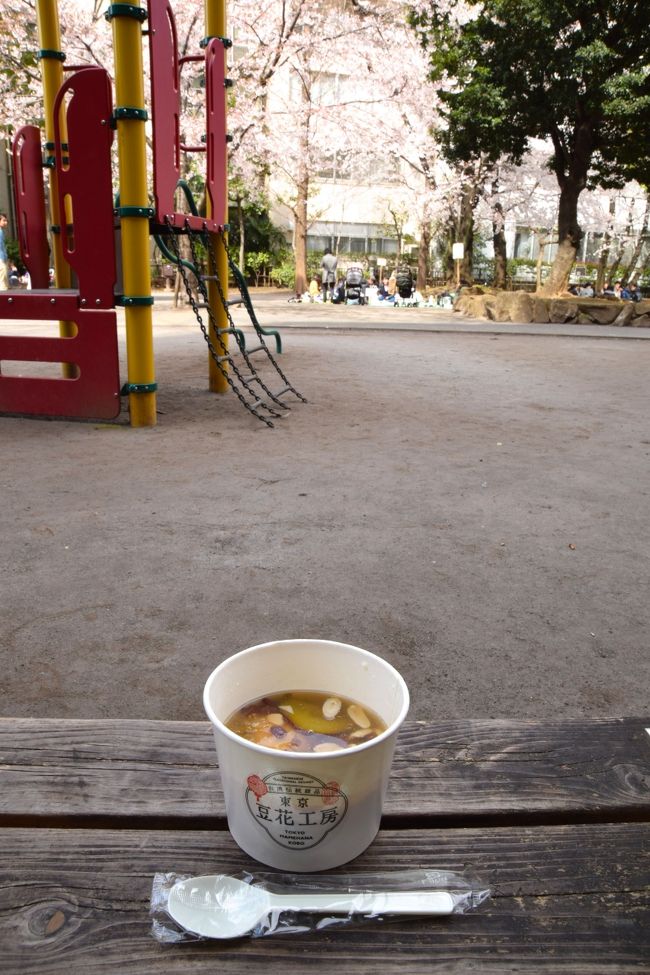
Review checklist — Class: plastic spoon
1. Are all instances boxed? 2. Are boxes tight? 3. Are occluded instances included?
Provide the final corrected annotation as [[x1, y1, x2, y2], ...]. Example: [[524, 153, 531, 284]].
[[167, 874, 455, 939]]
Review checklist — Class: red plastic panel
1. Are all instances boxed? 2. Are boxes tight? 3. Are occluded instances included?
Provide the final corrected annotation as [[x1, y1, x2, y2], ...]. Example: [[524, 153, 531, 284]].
[[205, 38, 227, 227], [0, 292, 120, 420], [148, 0, 223, 232], [53, 67, 116, 307], [148, 0, 181, 226], [12, 126, 50, 288]]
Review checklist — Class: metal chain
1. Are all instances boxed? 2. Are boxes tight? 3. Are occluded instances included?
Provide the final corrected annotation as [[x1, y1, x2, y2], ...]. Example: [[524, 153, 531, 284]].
[[213, 233, 307, 404], [197, 230, 291, 410], [163, 218, 279, 426], [182, 227, 289, 416]]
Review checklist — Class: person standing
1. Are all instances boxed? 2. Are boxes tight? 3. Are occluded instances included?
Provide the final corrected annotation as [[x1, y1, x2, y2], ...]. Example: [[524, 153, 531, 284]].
[[320, 248, 338, 302], [0, 213, 9, 290]]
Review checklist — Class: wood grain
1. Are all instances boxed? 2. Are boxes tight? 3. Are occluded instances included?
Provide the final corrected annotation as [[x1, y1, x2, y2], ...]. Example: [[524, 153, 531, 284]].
[[0, 824, 647, 974], [1, 717, 648, 826]]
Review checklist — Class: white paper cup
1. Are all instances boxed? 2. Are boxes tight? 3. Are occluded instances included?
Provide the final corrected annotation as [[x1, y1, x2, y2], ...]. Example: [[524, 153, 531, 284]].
[[203, 639, 409, 871]]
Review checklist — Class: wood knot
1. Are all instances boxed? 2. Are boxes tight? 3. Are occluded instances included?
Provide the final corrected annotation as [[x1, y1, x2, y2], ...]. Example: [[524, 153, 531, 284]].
[[45, 910, 66, 935]]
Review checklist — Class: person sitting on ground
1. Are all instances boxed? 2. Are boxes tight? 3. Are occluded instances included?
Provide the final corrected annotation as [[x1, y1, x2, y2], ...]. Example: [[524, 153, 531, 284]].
[[601, 281, 615, 297], [578, 281, 595, 297], [330, 279, 346, 304], [386, 274, 397, 300], [377, 277, 389, 300], [364, 277, 379, 305], [620, 281, 640, 301], [626, 282, 642, 302], [308, 278, 320, 302], [613, 281, 624, 299]]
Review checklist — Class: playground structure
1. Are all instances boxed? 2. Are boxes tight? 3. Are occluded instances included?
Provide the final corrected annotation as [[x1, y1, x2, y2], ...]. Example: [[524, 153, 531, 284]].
[[0, 0, 304, 428]]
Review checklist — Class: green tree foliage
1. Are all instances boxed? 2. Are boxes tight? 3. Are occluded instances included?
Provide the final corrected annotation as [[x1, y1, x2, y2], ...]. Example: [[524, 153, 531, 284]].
[[411, 0, 650, 293]]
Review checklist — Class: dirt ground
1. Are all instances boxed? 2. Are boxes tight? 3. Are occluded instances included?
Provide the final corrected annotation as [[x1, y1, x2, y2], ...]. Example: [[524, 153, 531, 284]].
[[1, 300, 649, 723]]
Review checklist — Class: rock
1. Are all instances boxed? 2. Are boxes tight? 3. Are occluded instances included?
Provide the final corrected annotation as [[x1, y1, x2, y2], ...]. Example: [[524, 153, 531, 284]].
[[508, 291, 534, 324], [630, 313, 650, 327], [464, 285, 494, 296], [576, 300, 620, 325], [468, 295, 490, 319], [483, 295, 499, 320], [613, 303, 635, 326], [634, 299, 650, 316], [494, 291, 513, 322], [549, 300, 578, 323], [532, 298, 550, 323]]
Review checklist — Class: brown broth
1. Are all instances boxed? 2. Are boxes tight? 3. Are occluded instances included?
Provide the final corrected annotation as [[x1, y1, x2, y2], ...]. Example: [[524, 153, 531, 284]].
[[226, 690, 387, 752]]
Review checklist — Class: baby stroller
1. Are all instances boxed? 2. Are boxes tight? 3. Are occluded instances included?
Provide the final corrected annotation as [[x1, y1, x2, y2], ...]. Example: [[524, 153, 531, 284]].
[[344, 264, 366, 305], [395, 264, 414, 301]]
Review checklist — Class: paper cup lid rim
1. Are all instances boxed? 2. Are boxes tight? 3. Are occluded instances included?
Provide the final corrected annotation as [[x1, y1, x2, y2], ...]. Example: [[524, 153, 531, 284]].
[[203, 639, 410, 758]]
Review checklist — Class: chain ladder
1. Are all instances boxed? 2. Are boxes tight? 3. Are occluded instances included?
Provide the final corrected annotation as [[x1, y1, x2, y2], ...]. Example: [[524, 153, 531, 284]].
[[164, 217, 281, 426], [211, 232, 307, 404], [187, 222, 298, 413], [191, 230, 287, 411]]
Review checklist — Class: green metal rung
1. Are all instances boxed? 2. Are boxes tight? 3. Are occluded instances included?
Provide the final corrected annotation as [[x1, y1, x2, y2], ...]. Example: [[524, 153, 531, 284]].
[[228, 259, 282, 353]]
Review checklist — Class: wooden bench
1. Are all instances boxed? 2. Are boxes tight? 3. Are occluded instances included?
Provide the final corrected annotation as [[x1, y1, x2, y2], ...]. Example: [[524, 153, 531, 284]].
[[1, 716, 648, 972]]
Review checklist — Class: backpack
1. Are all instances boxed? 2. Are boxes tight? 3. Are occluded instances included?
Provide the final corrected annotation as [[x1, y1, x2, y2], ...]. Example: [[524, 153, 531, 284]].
[[395, 265, 413, 298]]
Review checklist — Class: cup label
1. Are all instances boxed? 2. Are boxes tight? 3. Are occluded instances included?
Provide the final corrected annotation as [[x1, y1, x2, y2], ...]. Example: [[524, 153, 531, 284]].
[[246, 770, 349, 851]]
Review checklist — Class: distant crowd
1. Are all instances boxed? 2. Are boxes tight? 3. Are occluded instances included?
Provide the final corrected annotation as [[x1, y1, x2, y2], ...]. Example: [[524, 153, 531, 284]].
[[303, 249, 646, 308], [300, 250, 432, 307], [568, 280, 643, 301]]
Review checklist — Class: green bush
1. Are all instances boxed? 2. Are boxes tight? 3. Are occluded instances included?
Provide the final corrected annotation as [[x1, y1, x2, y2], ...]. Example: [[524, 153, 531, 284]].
[[245, 251, 272, 286], [269, 257, 296, 289], [6, 238, 24, 273]]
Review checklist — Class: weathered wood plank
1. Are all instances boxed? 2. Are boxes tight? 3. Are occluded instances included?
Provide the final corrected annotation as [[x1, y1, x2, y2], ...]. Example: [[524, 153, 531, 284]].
[[1, 717, 648, 826], [0, 824, 647, 974]]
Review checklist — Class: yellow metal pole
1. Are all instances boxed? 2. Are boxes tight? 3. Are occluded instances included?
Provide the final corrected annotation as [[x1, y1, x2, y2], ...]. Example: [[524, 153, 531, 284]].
[[35, 0, 75, 376], [205, 0, 229, 393], [109, 1, 157, 426]]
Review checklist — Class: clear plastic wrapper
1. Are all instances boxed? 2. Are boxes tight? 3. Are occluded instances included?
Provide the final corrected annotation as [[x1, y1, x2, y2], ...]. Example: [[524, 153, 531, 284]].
[[150, 868, 490, 941]]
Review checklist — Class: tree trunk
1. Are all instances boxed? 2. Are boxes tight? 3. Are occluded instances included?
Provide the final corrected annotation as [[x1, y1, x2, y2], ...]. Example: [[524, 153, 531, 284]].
[[457, 183, 475, 286], [417, 221, 431, 291], [596, 196, 616, 293], [536, 235, 555, 290], [238, 199, 245, 272], [492, 201, 507, 289], [293, 185, 308, 296], [621, 193, 650, 284], [538, 178, 582, 296], [293, 79, 310, 296], [608, 197, 635, 283]]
